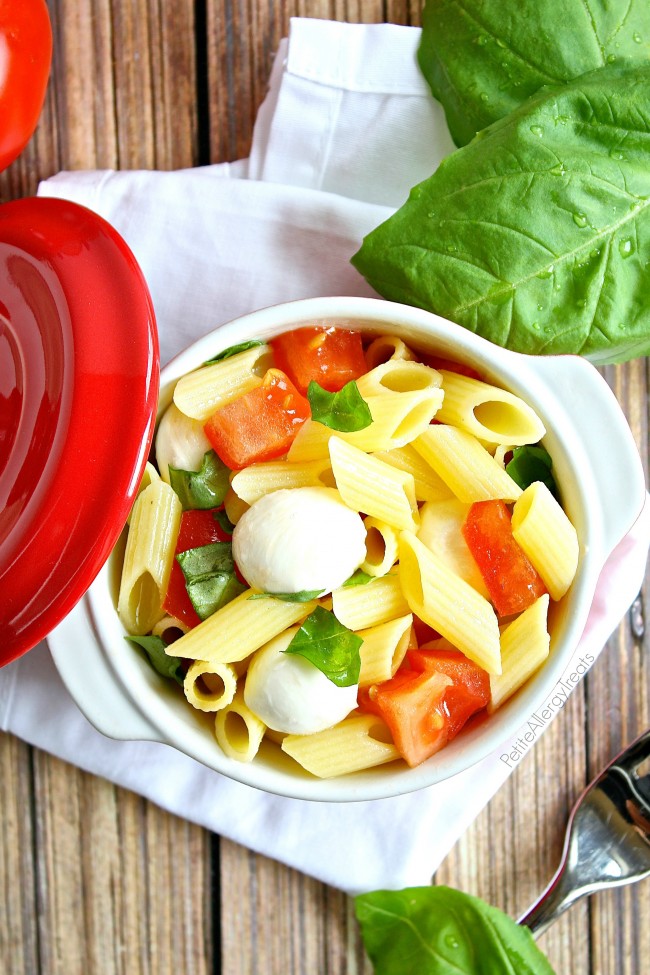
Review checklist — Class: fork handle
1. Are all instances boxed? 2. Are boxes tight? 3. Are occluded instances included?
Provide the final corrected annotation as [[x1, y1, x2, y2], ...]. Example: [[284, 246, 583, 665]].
[[517, 867, 584, 936]]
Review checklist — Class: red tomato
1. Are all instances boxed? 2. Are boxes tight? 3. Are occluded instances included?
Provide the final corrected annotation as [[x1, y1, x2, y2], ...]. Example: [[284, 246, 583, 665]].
[[408, 647, 490, 738], [163, 509, 232, 628], [462, 499, 547, 617], [358, 669, 453, 768], [204, 368, 310, 470], [420, 354, 483, 380], [270, 326, 367, 394], [0, 1, 53, 172]]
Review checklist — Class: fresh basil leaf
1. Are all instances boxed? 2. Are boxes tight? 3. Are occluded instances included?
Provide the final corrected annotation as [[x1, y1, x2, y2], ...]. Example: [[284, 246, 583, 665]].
[[213, 508, 235, 536], [126, 635, 185, 686], [307, 380, 372, 432], [342, 569, 375, 588], [283, 605, 362, 687], [418, 0, 650, 147], [204, 340, 263, 364], [248, 589, 324, 602], [176, 542, 246, 620], [355, 886, 556, 975], [169, 450, 230, 510], [506, 445, 559, 499], [352, 61, 650, 365]]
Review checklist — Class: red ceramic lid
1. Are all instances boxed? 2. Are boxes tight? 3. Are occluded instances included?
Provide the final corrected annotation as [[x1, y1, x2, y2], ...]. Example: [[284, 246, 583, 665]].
[[0, 197, 159, 665]]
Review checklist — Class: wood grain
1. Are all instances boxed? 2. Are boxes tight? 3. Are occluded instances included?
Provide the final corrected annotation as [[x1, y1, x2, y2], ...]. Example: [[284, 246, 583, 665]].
[[0, 1, 647, 973]]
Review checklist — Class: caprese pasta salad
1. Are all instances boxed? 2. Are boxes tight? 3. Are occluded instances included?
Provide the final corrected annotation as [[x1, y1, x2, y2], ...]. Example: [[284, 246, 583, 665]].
[[117, 324, 579, 777]]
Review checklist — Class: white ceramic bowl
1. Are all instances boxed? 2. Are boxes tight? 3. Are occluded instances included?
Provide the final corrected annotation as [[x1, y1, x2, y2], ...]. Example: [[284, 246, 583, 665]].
[[49, 297, 646, 801]]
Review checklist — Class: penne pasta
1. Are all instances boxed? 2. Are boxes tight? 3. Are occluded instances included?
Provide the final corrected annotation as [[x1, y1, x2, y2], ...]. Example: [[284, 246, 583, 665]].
[[230, 457, 334, 505], [167, 590, 319, 664], [361, 516, 400, 577], [214, 688, 266, 762], [398, 531, 501, 675], [184, 659, 238, 712], [417, 498, 490, 600], [173, 343, 272, 421], [373, 444, 454, 503], [489, 595, 550, 712], [281, 713, 400, 777], [358, 614, 413, 686], [332, 574, 410, 631], [329, 437, 419, 532], [118, 480, 182, 635], [354, 359, 442, 397], [152, 614, 189, 642], [223, 486, 249, 525], [364, 334, 417, 368], [436, 370, 546, 448], [511, 482, 579, 600], [127, 462, 161, 523], [413, 425, 523, 503]]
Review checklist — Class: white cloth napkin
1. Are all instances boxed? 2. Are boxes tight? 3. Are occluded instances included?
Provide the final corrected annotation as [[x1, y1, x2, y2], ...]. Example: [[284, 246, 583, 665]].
[[1, 18, 648, 894]]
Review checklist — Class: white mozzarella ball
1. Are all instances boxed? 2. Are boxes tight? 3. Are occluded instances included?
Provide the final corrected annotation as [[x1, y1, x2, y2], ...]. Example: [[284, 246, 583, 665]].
[[155, 402, 212, 482], [244, 627, 358, 734], [232, 487, 366, 595]]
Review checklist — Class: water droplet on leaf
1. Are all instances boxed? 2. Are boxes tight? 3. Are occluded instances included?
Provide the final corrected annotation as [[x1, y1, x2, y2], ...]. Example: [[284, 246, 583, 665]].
[[619, 238, 635, 258], [573, 212, 588, 228], [530, 125, 544, 137]]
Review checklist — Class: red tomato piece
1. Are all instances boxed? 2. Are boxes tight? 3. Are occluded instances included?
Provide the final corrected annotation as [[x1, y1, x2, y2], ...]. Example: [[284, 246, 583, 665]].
[[204, 368, 310, 470], [0, 1, 53, 172], [358, 669, 453, 768], [408, 648, 490, 739], [270, 326, 367, 394], [163, 508, 232, 628], [411, 616, 441, 647], [462, 499, 547, 617]]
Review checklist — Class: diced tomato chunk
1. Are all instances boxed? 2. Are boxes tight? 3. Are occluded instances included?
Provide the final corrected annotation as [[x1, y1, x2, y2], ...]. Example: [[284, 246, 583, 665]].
[[358, 668, 452, 768], [462, 499, 547, 617], [163, 508, 232, 628], [408, 648, 490, 738], [204, 368, 310, 470], [420, 354, 483, 380], [270, 326, 367, 394], [411, 616, 441, 647]]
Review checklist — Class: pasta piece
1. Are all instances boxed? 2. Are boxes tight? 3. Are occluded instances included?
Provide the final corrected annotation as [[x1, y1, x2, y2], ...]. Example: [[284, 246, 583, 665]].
[[398, 531, 501, 675], [281, 713, 400, 777], [373, 444, 453, 503], [332, 574, 410, 630], [364, 334, 416, 368], [358, 614, 413, 686], [152, 614, 189, 642], [127, 462, 160, 524], [355, 359, 442, 398], [223, 486, 249, 525], [172, 343, 271, 421], [184, 659, 238, 712], [413, 426, 522, 503], [511, 482, 579, 600], [117, 480, 182, 635], [361, 516, 399, 578], [215, 688, 266, 762], [167, 590, 319, 663], [287, 388, 443, 461], [329, 437, 419, 532], [230, 457, 334, 505], [417, 498, 490, 600], [489, 595, 550, 712], [436, 370, 546, 447]]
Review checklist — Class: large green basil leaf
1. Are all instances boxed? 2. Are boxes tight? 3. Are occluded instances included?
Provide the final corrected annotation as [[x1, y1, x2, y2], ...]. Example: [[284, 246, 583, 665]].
[[169, 450, 230, 510], [418, 0, 650, 147], [283, 605, 362, 687], [176, 542, 246, 620], [355, 886, 556, 975], [352, 61, 650, 364], [126, 635, 185, 686], [307, 380, 372, 432]]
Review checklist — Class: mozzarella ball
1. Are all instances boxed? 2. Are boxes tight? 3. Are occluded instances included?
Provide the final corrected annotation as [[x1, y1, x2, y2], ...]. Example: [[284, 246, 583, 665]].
[[155, 402, 212, 482], [232, 487, 366, 595], [244, 627, 358, 734]]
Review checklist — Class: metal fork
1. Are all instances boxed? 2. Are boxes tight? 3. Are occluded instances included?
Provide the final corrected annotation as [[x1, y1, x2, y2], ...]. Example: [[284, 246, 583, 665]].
[[518, 728, 650, 936]]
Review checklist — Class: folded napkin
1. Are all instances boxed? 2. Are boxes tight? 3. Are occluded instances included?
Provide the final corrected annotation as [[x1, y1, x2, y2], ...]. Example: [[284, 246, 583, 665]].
[[1, 18, 648, 894]]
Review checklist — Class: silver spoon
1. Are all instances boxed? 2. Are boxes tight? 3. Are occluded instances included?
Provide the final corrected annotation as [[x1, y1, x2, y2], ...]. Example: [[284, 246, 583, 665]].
[[518, 728, 650, 936]]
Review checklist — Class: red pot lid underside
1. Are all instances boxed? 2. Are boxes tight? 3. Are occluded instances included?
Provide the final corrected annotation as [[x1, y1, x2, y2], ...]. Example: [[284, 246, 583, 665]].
[[0, 197, 159, 666]]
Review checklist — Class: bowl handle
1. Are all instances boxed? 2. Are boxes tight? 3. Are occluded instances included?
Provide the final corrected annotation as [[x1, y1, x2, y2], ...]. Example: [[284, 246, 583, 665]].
[[49, 602, 163, 743], [528, 355, 647, 558]]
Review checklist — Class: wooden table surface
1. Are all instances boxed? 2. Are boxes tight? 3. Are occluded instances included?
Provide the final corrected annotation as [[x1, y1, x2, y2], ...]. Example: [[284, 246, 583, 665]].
[[1, 3, 648, 973]]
